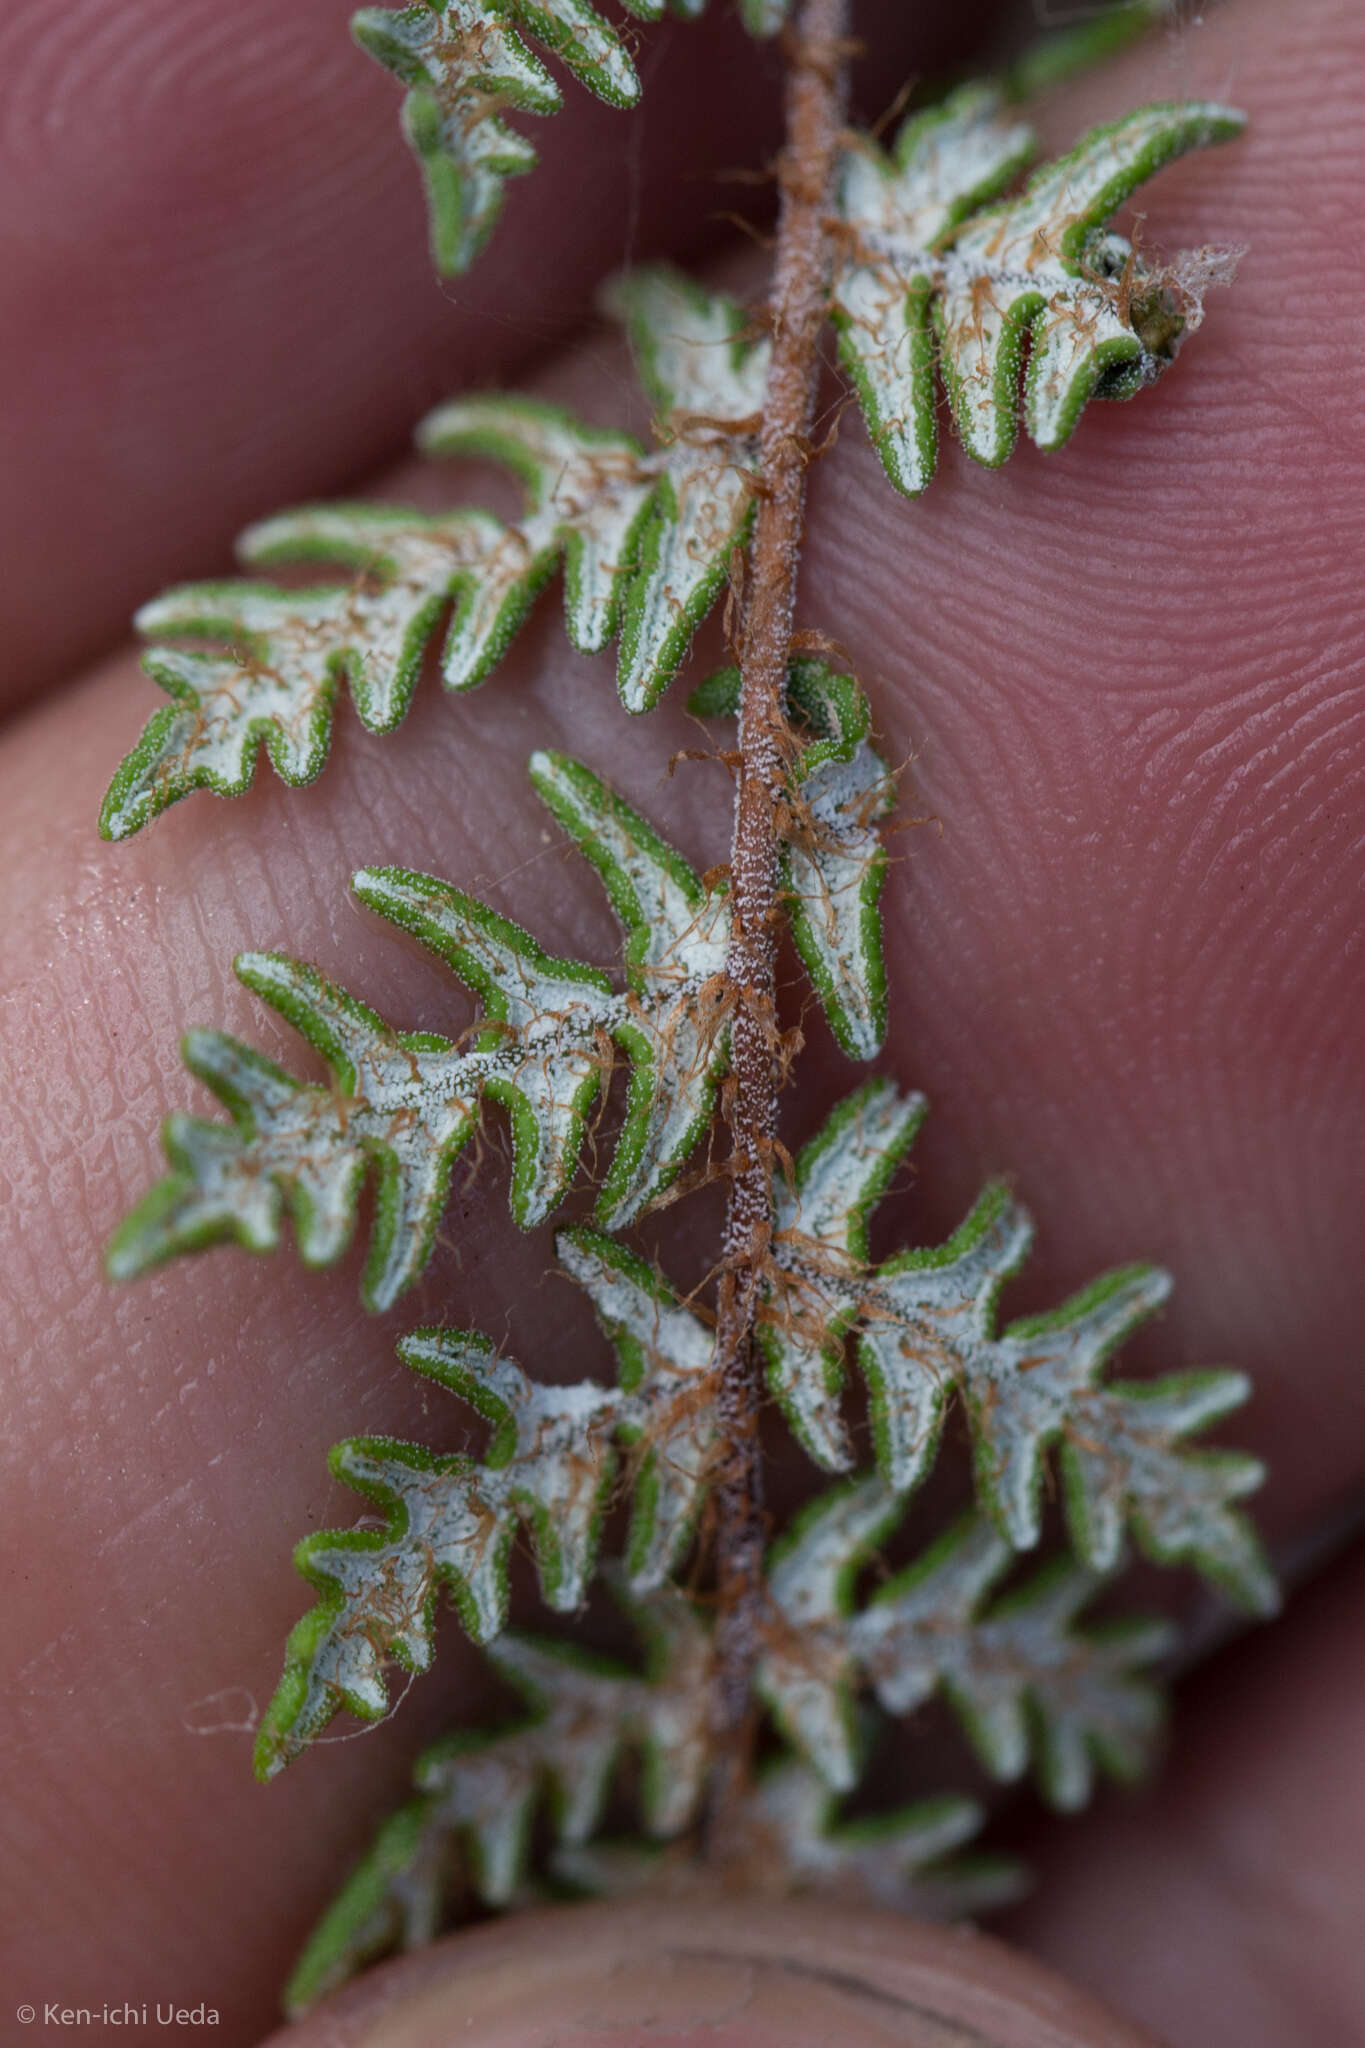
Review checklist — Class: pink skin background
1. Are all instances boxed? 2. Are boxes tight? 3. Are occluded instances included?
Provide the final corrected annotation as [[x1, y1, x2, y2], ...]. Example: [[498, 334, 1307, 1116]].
[[1, 0, 1362, 2042]]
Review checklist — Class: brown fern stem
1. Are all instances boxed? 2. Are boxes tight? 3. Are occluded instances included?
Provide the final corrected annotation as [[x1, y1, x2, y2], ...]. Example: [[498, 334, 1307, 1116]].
[[706, 0, 851, 1852]]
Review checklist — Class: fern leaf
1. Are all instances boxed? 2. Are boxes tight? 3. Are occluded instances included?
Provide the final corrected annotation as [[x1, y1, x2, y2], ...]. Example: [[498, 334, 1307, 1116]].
[[605, 268, 768, 709], [353, 1, 639, 274], [110, 754, 741, 1295], [282, 1583, 711, 2013], [254, 1327, 621, 1779], [1061, 1371, 1276, 1611], [1004, 0, 1171, 103], [853, 1511, 1175, 1810], [942, 102, 1244, 465], [101, 107, 1249, 836], [281, 1796, 447, 2017], [99, 510, 495, 840], [416, 396, 653, 679], [737, 0, 789, 29], [761, 1085, 1276, 1612], [528, 749, 731, 1224], [555, 1759, 1020, 1918], [557, 1227, 718, 1586], [102, 272, 766, 834], [760, 1476, 1173, 1807], [106, 955, 482, 1311], [835, 96, 1244, 491], [747, 1759, 1023, 1917], [258, 1240, 715, 1774], [690, 659, 896, 1059], [348, 864, 615, 1231], [423, 269, 772, 714], [762, 1078, 926, 1470], [832, 85, 1035, 495], [757, 1476, 904, 1784]]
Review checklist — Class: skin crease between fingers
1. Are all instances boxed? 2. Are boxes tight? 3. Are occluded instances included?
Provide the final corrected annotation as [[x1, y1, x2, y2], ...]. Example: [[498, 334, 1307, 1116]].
[[0, 0, 1362, 2042]]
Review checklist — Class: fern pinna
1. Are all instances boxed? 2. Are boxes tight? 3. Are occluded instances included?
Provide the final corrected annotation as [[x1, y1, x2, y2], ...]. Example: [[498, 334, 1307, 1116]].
[[101, 0, 1274, 2016]]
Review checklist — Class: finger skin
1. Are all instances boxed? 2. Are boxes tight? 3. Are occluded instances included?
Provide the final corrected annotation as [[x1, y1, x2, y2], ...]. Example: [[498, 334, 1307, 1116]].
[[259, 1897, 1159, 2048], [1, 1, 1362, 2042], [0, 0, 1001, 709]]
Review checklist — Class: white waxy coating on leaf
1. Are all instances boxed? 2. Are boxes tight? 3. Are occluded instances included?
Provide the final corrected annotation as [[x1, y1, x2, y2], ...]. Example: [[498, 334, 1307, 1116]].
[[552, 1760, 1020, 1921], [417, 396, 653, 674], [100, 509, 500, 839], [690, 658, 895, 1065], [106, 957, 483, 1311], [101, 273, 780, 843], [355, 0, 790, 281], [749, 1761, 1020, 1918], [832, 85, 1035, 495], [608, 266, 770, 421], [556, 1228, 718, 1589], [1062, 1374, 1278, 1614], [763, 1080, 925, 1473], [835, 97, 1245, 486], [761, 1480, 1174, 1811], [861, 1185, 1043, 1502], [351, 865, 614, 1230], [255, 1326, 623, 1778], [258, 1237, 715, 1776], [854, 1518, 1175, 1811], [528, 749, 732, 1226], [283, 1585, 711, 2013], [354, 1, 644, 275], [961, 1264, 1171, 1548], [606, 268, 769, 710], [112, 753, 746, 1303], [758, 1477, 903, 1789], [785, 737, 896, 1060], [760, 1086, 1274, 1611], [936, 101, 1245, 466]]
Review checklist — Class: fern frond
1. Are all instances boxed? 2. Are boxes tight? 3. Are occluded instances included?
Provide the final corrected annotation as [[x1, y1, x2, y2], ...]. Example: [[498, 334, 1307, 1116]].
[[100, 95, 1247, 836], [102, 270, 773, 836], [255, 1240, 716, 1776], [354, 0, 791, 278], [449, 266, 769, 713], [1004, 0, 1172, 103], [554, 1758, 1021, 1918], [738, 1759, 1025, 1917], [528, 748, 733, 1223], [832, 84, 1036, 496], [283, 1581, 711, 2014], [416, 396, 653, 679], [759, 1477, 1174, 1806], [106, 954, 485, 1311], [285, 1580, 1012, 2016], [606, 267, 769, 708], [354, 1, 642, 274], [690, 658, 895, 1059], [108, 754, 730, 1296], [556, 1227, 719, 1584], [834, 94, 1244, 493], [99, 510, 498, 840], [761, 1083, 1277, 1613]]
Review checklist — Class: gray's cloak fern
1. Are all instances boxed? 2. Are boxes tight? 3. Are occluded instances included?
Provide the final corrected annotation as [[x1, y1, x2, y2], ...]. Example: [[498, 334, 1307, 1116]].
[[99, 0, 1275, 2020]]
